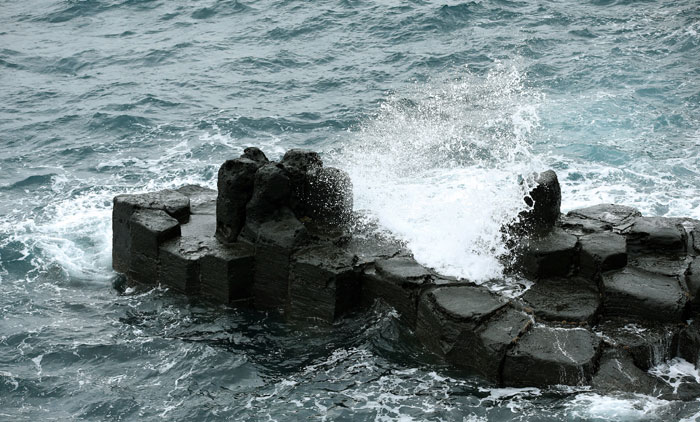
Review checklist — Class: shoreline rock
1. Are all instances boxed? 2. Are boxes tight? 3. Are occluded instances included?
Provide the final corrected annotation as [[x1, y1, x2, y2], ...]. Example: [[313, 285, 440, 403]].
[[111, 146, 700, 399]]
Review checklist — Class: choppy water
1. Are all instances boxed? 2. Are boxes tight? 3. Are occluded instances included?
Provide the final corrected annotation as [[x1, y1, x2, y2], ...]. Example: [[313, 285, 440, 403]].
[[2, 0, 700, 420]]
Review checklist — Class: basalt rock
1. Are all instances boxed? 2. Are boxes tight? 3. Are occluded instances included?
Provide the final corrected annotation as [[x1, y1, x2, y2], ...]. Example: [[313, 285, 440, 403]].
[[112, 148, 700, 396]]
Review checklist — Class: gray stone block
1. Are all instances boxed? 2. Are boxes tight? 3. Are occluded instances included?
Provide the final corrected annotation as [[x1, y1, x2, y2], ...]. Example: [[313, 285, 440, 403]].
[[200, 241, 255, 304], [579, 232, 627, 278], [522, 277, 600, 325], [520, 228, 578, 278]]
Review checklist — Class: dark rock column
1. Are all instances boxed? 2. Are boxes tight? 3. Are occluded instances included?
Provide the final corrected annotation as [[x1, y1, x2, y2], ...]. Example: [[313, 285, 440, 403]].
[[518, 170, 561, 234], [216, 158, 262, 243]]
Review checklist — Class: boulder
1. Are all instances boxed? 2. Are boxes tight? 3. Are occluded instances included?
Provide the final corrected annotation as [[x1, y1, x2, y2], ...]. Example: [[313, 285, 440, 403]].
[[596, 319, 680, 370], [199, 241, 255, 304], [216, 158, 260, 243], [177, 185, 217, 215], [627, 217, 686, 256], [518, 170, 561, 234], [241, 146, 269, 164], [521, 277, 600, 325], [601, 267, 686, 322], [567, 203, 641, 229], [304, 167, 354, 225], [112, 189, 190, 273], [288, 244, 361, 322], [245, 163, 292, 226], [591, 349, 672, 397], [363, 257, 434, 328], [127, 209, 181, 285], [501, 325, 601, 387], [519, 228, 578, 278], [579, 232, 627, 278]]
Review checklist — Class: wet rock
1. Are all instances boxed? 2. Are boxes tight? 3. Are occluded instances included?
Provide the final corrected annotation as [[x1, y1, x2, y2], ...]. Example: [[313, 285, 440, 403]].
[[199, 241, 255, 304], [596, 319, 680, 370], [112, 189, 190, 273], [502, 325, 601, 387], [522, 277, 600, 325], [288, 244, 361, 322], [158, 214, 216, 295], [519, 228, 578, 278], [567, 203, 641, 229], [216, 158, 261, 243], [241, 146, 269, 164], [417, 291, 530, 381], [127, 209, 181, 285], [304, 167, 354, 225], [686, 257, 700, 310], [519, 170, 561, 234], [579, 232, 627, 278], [592, 349, 672, 397], [627, 217, 686, 257], [630, 255, 690, 278], [678, 320, 700, 366], [177, 185, 217, 215], [363, 257, 434, 328], [280, 149, 323, 174], [559, 214, 611, 236], [251, 211, 307, 310], [602, 267, 686, 322], [245, 163, 292, 226]]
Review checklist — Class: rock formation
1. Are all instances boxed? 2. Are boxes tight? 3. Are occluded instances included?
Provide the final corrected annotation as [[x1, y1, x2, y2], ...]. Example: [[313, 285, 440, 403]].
[[112, 147, 700, 399]]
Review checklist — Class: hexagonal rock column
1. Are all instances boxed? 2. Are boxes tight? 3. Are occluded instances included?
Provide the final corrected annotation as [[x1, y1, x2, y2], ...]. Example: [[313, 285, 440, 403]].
[[199, 241, 255, 304], [415, 285, 531, 381], [578, 232, 627, 279], [127, 209, 181, 284], [521, 277, 600, 325], [592, 349, 672, 396], [112, 189, 190, 273], [288, 244, 361, 323], [596, 319, 680, 370], [601, 267, 687, 322], [216, 156, 266, 243], [519, 228, 578, 279], [565, 203, 641, 231], [518, 170, 561, 234], [627, 217, 687, 257], [362, 257, 434, 329], [501, 325, 601, 387]]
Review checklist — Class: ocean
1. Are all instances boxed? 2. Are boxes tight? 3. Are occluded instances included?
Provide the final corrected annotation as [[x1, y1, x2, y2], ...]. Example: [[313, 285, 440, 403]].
[[1, 0, 700, 420]]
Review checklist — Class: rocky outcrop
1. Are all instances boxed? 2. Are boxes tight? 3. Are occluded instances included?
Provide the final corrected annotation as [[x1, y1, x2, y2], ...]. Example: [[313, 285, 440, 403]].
[[112, 147, 700, 398]]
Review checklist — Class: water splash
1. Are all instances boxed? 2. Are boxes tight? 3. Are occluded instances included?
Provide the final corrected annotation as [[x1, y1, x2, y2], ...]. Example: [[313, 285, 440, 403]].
[[334, 65, 544, 282]]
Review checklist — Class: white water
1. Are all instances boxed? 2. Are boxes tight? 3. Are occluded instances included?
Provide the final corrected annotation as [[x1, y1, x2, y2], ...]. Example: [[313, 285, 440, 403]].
[[336, 65, 544, 282]]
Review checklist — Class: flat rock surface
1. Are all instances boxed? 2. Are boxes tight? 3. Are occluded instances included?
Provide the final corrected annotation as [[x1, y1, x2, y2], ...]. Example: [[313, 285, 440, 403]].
[[567, 203, 641, 228], [521, 228, 578, 278], [522, 277, 600, 324], [177, 185, 216, 215], [375, 257, 432, 286], [579, 231, 627, 277], [428, 285, 506, 322], [627, 217, 686, 256], [602, 267, 686, 322], [502, 325, 601, 387]]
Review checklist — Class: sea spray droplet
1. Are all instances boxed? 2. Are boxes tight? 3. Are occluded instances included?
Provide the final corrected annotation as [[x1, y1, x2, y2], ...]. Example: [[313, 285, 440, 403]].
[[334, 65, 545, 282]]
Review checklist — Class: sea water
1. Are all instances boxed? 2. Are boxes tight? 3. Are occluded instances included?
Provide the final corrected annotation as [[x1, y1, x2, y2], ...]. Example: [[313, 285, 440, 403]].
[[1, 0, 700, 420]]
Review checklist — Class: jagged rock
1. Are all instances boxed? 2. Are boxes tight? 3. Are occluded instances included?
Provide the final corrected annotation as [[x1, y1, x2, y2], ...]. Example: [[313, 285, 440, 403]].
[[177, 185, 217, 215], [280, 149, 323, 174], [127, 209, 181, 285], [602, 267, 686, 322], [241, 146, 269, 164], [518, 170, 561, 234], [216, 158, 260, 242], [627, 217, 686, 256], [678, 320, 700, 366], [250, 211, 307, 309], [245, 163, 292, 225], [288, 244, 361, 322], [200, 241, 255, 304], [596, 319, 680, 370], [579, 232, 627, 278], [522, 277, 600, 325], [502, 325, 601, 387], [567, 203, 641, 229], [112, 189, 190, 272], [519, 228, 578, 278], [305, 167, 354, 225], [363, 257, 433, 328], [592, 349, 672, 396]]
